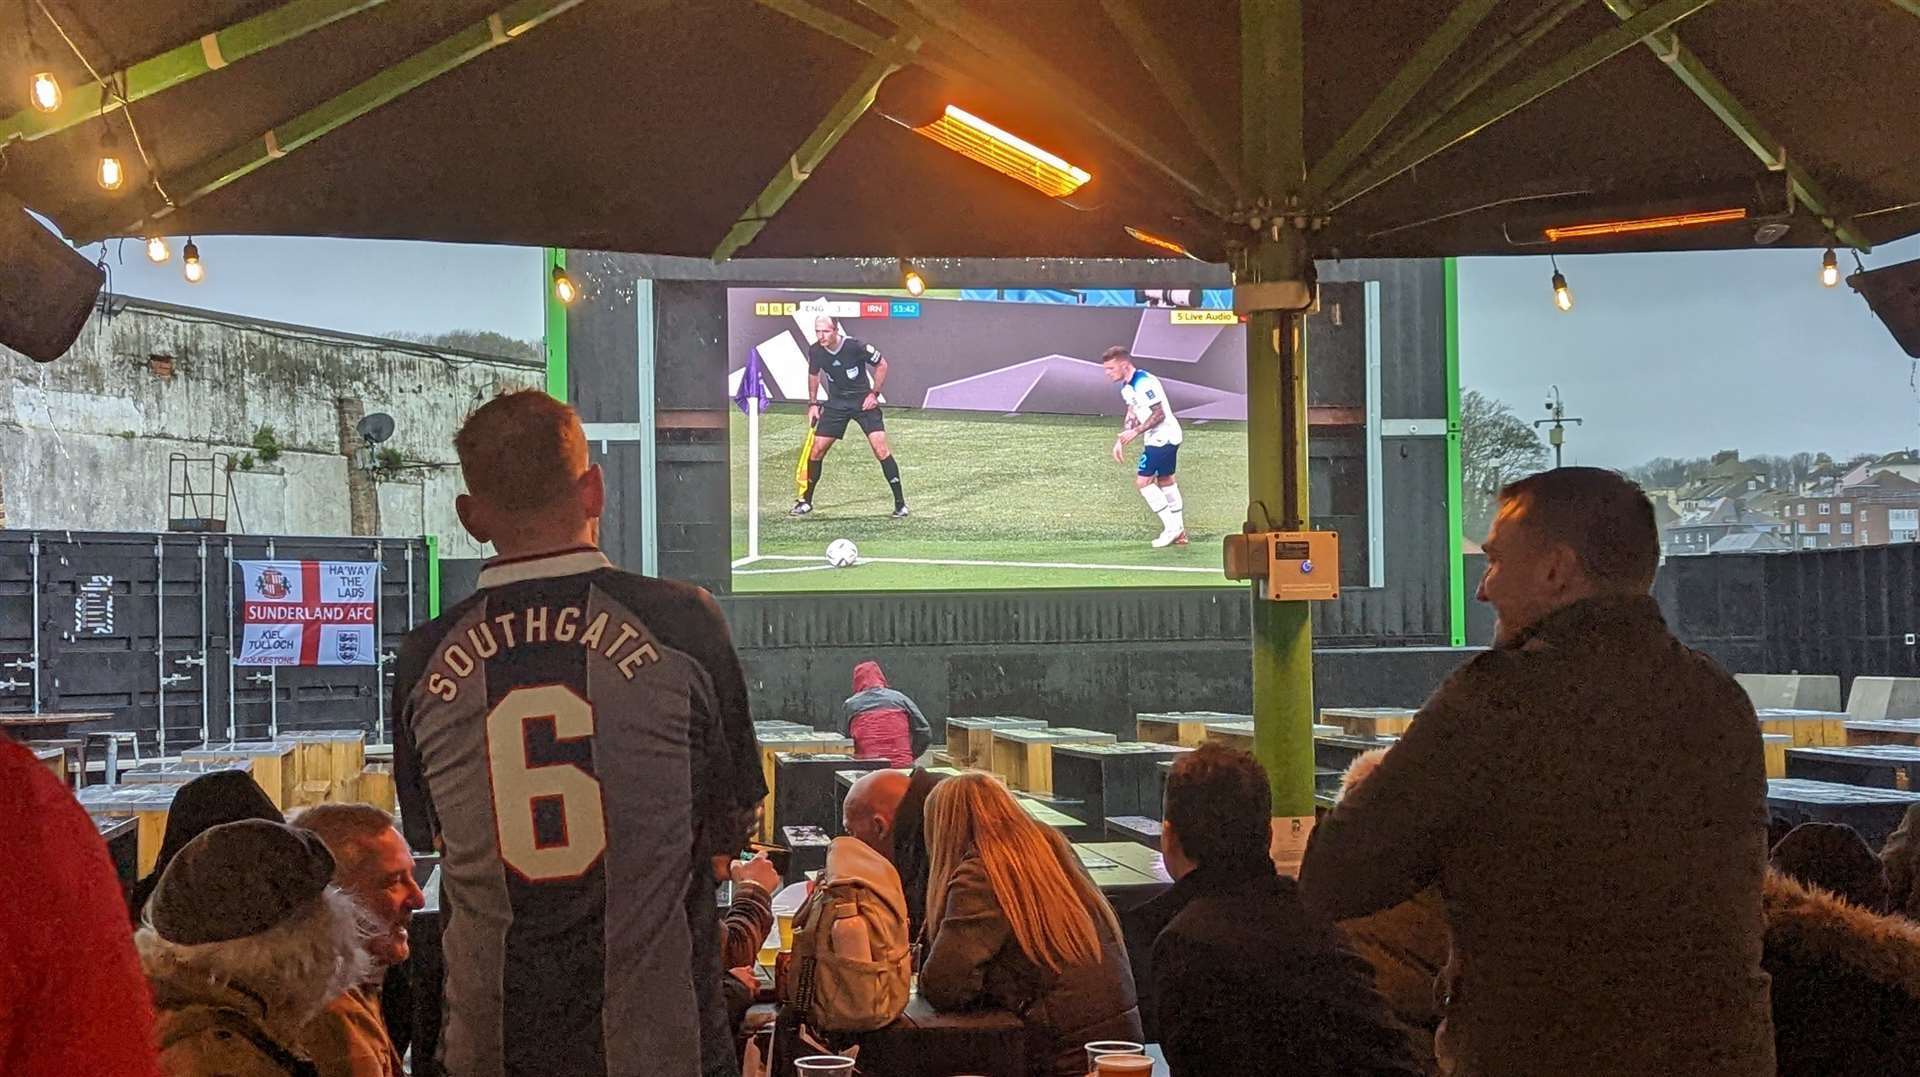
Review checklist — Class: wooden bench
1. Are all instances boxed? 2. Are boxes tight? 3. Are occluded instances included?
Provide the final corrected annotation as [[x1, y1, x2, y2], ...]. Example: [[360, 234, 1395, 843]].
[[278, 731, 367, 802], [1845, 718, 1920, 747], [1203, 721, 1256, 753], [1319, 707, 1419, 737], [755, 732, 854, 841], [1756, 708, 1848, 747], [944, 717, 1045, 769], [1762, 733, 1790, 779], [1050, 742, 1190, 828], [1134, 711, 1250, 748], [77, 784, 180, 876], [1766, 778, 1920, 847], [989, 728, 1117, 793], [1786, 744, 1920, 791]]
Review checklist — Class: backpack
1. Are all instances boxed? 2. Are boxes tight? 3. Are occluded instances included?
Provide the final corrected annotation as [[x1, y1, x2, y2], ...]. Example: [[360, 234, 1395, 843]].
[[781, 836, 913, 1032]]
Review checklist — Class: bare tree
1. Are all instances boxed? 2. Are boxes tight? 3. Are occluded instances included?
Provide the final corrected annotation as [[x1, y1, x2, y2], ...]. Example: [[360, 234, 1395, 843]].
[[1461, 389, 1549, 541]]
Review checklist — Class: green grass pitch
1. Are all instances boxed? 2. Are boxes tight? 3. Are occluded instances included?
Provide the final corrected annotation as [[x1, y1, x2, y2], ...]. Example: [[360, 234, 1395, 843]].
[[729, 407, 1249, 591]]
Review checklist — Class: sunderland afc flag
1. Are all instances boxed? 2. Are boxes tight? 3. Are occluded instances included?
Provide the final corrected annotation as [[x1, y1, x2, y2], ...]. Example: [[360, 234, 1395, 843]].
[[236, 560, 378, 666]]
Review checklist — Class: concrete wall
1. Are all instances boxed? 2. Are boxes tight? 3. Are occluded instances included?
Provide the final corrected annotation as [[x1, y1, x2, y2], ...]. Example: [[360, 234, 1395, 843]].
[[1, 298, 541, 557]]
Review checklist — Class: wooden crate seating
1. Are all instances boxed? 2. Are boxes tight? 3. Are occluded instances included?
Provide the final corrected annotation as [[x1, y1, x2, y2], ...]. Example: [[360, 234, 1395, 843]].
[[755, 732, 854, 841], [78, 785, 179, 876], [179, 742, 297, 810], [988, 728, 1117, 794], [1134, 711, 1251, 748], [1319, 707, 1420, 737], [1846, 719, 1920, 747], [1203, 722, 1256, 753], [31, 744, 66, 785], [1763, 733, 1790, 779], [944, 717, 1046, 769], [279, 731, 367, 796], [1755, 709, 1849, 747], [358, 764, 398, 814]]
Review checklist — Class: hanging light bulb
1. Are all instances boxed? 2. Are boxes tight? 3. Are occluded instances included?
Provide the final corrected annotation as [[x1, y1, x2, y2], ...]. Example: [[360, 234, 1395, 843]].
[[551, 264, 578, 305], [1549, 254, 1573, 312], [1821, 247, 1839, 288], [900, 258, 927, 297], [145, 236, 170, 263], [28, 40, 61, 113], [181, 238, 203, 284]]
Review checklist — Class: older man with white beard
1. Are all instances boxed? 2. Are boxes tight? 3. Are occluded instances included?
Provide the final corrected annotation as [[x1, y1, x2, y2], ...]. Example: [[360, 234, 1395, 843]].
[[293, 804, 426, 1077]]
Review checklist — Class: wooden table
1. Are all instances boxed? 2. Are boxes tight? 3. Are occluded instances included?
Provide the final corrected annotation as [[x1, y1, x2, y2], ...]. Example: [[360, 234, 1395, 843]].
[[0, 711, 112, 741], [277, 731, 368, 802], [1786, 744, 1920, 790], [122, 759, 250, 786], [31, 744, 65, 785], [1075, 841, 1172, 911], [1755, 708, 1849, 747], [1313, 730, 1400, 773], [1319, 707, 1419, 737], [1761, 733, 1791, 779], [1845, 718, 1920, 747], [944, 716, 1045, 769], [1134, 711, 1250, 748], [989, 728, 1117, 793], [181, 742, 298, 810], [1766, 778, 1920, 847]]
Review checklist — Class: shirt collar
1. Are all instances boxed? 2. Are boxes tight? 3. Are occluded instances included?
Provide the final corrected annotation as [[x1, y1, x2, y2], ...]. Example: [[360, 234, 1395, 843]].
[[476, 545, 612, 589]]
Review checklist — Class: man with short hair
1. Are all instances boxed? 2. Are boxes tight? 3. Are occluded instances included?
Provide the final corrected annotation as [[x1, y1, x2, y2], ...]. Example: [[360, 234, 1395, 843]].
[[1101, 345, 1187, 548], [392, 389, 766, 1077], [1301, 467, 1776, 1076], [293, 803, 424, 1077], [792, 315, 909, 518], [1129, 745, 1419, 1076], [842, 767, 943, 939]]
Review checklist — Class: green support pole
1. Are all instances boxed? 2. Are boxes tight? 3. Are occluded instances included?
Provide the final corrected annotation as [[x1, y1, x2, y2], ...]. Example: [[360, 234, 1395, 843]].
[[425, 533, 442, 618], [544, 247, 569, 401], [1242, 0, 1316, 838], [1445, 258, 1467, 647], [0, 0, 390, 145]]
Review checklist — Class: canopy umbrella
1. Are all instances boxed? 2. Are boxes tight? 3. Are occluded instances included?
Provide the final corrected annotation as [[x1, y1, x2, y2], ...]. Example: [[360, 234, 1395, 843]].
[[5, 0, 1919, 817]]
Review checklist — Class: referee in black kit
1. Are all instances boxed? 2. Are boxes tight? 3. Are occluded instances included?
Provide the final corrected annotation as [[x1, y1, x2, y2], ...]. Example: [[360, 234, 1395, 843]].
[[790, 313, 910, 518]]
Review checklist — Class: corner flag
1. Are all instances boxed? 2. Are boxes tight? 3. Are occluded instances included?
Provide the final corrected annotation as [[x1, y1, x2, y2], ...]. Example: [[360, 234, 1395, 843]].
[[733, 346, 772, 415]]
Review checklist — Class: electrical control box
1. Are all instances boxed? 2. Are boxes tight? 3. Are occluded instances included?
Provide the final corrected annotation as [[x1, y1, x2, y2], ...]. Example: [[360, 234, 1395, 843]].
[[1222, 530, 1340, 601]]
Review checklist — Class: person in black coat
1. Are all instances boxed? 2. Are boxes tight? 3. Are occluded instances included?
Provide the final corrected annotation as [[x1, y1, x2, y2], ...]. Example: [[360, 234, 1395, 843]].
[[1139, 745, 1420, 1077], [127, 769, 283, 925]]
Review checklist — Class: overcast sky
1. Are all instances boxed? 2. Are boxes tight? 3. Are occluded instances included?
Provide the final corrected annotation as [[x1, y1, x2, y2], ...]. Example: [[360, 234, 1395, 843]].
[[87, 233, 1920, 471]]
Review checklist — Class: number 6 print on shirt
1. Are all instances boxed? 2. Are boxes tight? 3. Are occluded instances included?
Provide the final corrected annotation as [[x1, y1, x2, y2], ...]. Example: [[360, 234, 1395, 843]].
[[485, 684, 608, 881]]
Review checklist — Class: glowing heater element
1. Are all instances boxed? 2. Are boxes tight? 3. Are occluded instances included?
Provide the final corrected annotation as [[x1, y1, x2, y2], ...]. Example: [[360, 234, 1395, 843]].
[[146, 236, 170, 263], [1125, 226, 1192, 258], [1543, 207, 1747, 243], [915, 105, 1090, 199], [1821, 247, 1840, 288]]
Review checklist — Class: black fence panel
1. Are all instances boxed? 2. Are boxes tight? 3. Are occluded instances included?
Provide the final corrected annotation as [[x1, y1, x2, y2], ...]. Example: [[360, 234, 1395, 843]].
[[0, 530, 431, 752]]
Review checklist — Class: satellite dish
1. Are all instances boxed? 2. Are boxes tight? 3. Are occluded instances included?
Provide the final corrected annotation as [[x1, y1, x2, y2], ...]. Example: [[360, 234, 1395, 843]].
[[357, 412, 396, 445]]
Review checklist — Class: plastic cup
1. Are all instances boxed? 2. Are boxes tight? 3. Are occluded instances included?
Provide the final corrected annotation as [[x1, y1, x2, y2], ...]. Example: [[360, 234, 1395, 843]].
[[794, 1056, 856, 1076], [1085, 1041, 1146, 1071], [778, 911, 796, 952], [1094, 1055, 1154, 1076]]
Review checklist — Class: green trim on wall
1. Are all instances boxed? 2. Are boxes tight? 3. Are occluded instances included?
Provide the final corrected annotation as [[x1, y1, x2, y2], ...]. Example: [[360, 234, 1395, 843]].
[[1445, 257, 1466, 647], [545, 247, 569, 401], [426, 533, 442, 618]]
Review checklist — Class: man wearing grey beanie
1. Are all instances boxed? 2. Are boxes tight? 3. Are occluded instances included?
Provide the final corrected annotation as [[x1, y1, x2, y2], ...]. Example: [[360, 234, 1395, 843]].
[[136, 819, 375, 1077]]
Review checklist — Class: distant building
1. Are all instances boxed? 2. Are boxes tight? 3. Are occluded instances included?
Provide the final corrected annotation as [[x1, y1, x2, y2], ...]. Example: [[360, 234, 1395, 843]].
[[1780, 471, 1920, 549], [1708, 531, 1794, 555], [1664, 497, 1785, 557], [1676, 450, 1770, 512], [1841, 450, 1920, 490]]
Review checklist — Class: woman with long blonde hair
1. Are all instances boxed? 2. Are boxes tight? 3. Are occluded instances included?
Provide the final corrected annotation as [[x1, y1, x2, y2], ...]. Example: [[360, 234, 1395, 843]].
[[920, 771, 1141, 1077]]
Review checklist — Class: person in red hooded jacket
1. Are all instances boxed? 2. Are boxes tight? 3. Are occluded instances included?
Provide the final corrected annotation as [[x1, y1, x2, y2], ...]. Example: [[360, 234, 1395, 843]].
[[837, 660, 932, 767]]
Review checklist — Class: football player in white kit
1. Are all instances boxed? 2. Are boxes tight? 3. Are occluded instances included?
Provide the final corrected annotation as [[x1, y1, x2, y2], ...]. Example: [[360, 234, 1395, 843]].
[[1102, 345, 1187, 547]]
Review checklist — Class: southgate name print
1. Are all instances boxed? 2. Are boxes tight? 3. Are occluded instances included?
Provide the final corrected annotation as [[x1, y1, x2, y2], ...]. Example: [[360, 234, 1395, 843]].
[[236, 560, 379, 666]]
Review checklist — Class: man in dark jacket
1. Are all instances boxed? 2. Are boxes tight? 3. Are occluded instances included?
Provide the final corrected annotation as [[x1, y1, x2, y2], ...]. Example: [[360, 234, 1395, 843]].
[[837, 660, 932, 767], [1138, 744, 1419, 1076], [843, 767, 943, 939], [1300, 467, 1776, 1077]]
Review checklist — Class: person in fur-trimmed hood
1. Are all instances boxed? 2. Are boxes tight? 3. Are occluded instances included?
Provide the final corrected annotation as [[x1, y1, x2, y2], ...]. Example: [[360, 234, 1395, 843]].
[[1764, 867, 1920, 1077], [137, 819, 374, 1077]]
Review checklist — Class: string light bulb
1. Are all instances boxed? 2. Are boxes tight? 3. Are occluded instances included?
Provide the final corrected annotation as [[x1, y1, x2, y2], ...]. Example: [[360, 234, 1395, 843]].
[[900, 258, 927, 297], [145, 236, 170, 263], [1821, 247, 1839, 288], [28, 39, 60, 113], [551, 264, 578, 305], [96, 127, 124, 191], [181, 239, 203, 284], [1549, 254, 1573, 312]]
